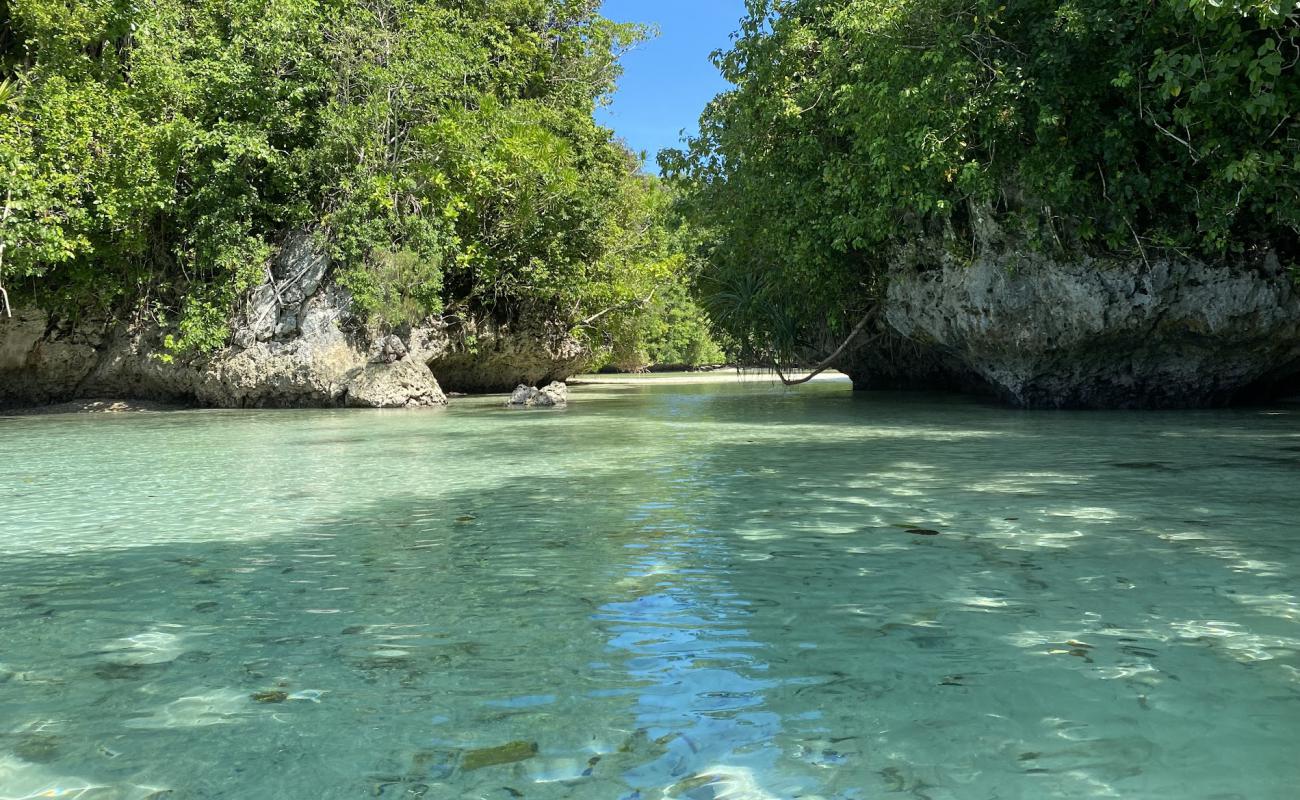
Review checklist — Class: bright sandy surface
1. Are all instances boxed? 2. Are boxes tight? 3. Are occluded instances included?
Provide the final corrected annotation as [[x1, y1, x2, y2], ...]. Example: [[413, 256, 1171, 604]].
[[570, 369, 849, 385]]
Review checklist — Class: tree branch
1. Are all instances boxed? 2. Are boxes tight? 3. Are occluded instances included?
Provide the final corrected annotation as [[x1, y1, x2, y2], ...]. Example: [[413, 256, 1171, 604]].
[[772, 307, 879, 386], [580, 288, 658, 326]]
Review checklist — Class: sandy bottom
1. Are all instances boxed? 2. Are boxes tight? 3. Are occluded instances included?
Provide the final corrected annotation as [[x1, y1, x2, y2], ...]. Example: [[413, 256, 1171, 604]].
[[2, 384, 1297, 798]]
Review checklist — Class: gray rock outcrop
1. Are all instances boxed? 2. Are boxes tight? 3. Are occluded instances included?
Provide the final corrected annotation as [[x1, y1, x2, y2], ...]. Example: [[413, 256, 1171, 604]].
[[12, 227, 1296, 409], [0, 230, 594, 408], [426, 317, 586, 394], [839, 250, 1300, 408], [506, 381, 568, 408], [345, 359, 446, 408], [0, 232, 447, 409]]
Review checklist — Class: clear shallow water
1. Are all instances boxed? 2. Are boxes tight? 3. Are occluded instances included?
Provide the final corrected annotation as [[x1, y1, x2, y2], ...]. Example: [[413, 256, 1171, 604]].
[[1, 380, 1299, 800]]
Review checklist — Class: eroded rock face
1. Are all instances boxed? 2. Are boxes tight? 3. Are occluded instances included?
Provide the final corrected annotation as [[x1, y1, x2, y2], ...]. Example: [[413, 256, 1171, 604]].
[[0, 233, 446, 409], [840, 252, 1300, 408], [0, 310, 106, 402], [345, 360, 447, 408], [426, 317, 586, 394], [0, 229, 595, 407], [835, 322, 989, 394]]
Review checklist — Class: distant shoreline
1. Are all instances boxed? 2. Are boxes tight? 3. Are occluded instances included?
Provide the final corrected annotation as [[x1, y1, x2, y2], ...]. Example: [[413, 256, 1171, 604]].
[[1, 370, 852, 416], [570, 369, 849, 386]]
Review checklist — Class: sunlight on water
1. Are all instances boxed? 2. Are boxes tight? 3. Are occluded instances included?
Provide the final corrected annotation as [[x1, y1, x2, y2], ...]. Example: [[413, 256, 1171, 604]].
[[2, 381, 1298, 798]]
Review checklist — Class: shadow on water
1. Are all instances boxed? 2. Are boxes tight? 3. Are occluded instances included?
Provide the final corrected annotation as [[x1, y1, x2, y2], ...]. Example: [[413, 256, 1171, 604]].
[[1, 385, 1299, 798], [1, 482, 651, 799]]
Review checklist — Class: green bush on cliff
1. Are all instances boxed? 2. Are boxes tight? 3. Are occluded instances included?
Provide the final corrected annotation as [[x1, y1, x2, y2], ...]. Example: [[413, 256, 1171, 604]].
[[0, 0, 675, 352], [663, 0, 1300, 365]]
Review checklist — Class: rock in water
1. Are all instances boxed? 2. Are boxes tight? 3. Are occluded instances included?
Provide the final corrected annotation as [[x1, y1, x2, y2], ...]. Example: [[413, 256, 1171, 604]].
[[505, 381, 568, 408], [668, 766, 784, 800], [344, 360, 447, 408], [537, 381, 567, 406], [461, 741, 538, 771], [507, 384, 534, 406]]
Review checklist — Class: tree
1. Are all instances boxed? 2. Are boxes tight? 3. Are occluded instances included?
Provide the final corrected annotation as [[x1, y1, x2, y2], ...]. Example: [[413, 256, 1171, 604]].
[[664, 0, 1300, 368], [0, 0, 675, 354]]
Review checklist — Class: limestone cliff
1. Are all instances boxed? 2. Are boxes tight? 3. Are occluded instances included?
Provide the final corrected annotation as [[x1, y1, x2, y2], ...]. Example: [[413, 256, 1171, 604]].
[[839, 250, 1300, 408], [0, 232, 588, 408], [6, 233, 1298, 409]]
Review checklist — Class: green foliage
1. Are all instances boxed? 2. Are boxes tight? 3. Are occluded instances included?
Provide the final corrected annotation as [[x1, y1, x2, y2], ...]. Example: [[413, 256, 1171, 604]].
[[0, 0, 671, 353], [664, 0, 1300, 362], [591, 179, 727, 371], [601, 265, 728, 371]]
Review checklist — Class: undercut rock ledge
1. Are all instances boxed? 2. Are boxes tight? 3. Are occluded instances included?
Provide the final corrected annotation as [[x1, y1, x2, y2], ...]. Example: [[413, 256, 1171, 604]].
[[840, 252, 1300, 408]]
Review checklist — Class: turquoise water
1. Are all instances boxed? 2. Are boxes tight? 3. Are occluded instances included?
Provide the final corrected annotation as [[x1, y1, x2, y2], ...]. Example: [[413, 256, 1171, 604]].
[[2, 380, 1299, 799]]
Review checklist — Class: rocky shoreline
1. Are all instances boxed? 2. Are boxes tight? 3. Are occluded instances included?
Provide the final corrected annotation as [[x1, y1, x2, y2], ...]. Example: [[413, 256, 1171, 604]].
[[0, 233, 586, 410], [838, 251, 1300, 409], [6, 236, 1300, 410]]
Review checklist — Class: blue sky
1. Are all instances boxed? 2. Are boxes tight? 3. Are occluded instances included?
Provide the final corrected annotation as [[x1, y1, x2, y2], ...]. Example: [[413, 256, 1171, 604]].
[[596, 0, 748, 171]]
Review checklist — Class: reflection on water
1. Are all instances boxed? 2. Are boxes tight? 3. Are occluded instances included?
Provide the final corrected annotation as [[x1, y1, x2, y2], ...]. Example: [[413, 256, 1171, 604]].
[[1, 381, 1298, 798]]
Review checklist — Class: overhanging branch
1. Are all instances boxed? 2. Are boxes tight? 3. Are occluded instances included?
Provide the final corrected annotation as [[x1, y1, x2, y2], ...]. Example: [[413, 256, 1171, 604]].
[[772, 307, 879, 386]]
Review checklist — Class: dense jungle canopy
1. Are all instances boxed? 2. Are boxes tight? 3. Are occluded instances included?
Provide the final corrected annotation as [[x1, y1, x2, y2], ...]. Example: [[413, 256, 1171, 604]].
[[2, 0, 1297, 372], [0, 0, 719, 365], [663, 0, 1300, 366]]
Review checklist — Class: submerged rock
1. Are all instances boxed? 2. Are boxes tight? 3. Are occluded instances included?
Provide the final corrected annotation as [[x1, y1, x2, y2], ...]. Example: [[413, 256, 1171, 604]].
[[505, 381, 568, 408], [0, 398, 186, 416], [667, 766, 784, 800], [12, 734, 61, 764], [460, 741, 538, 771], [93, 663, 163, 681]]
